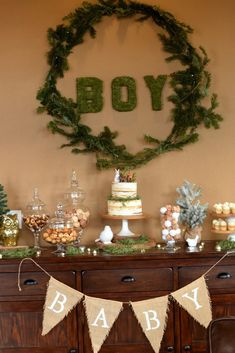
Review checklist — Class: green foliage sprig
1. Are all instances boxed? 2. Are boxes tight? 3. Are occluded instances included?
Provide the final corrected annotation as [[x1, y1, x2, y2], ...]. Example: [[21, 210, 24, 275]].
[[0, 184, 9, 223], [176, 180, 208, 229], [103, 234, 150, 254], [108, 195, 140, 201], [37, 0, 223, 170], [66, 245, 87, 255], [216, 240, 235, 251], [0, 248, 36, 258]]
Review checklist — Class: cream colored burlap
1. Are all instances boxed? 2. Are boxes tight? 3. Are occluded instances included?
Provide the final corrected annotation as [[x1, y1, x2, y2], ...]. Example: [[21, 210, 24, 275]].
[[84, 295, 123, 353], [42, 276, 83, 335], [171, 276, 212, 328], [131, 295, 169, 353]]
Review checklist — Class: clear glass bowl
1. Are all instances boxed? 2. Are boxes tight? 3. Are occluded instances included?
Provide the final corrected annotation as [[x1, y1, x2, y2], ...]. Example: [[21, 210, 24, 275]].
[[42, 203, 78, 255]]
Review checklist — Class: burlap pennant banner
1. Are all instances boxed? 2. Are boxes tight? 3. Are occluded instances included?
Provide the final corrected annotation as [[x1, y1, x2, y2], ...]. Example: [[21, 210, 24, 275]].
[[171, 275, 212, 328], [84, 295, 123, 353], [131, 295, 169, 353], [42, 276, 84, 335]]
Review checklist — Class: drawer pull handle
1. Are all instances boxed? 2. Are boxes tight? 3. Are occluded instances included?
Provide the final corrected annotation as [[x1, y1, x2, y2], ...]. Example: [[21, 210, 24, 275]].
[[121, 275, 135, 283], [69, 349, 77, 353], [23, 279, 38, 286], [184, 345, 191, 351], [217, 272, 232, 279]]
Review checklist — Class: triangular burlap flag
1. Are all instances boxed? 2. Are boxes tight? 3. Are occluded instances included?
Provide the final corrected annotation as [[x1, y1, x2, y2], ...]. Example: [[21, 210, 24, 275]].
[[42, 276, 83, 335], [84, 295, 123, 353], [131, 295, 169, 353], [171, 275, 212, 328]]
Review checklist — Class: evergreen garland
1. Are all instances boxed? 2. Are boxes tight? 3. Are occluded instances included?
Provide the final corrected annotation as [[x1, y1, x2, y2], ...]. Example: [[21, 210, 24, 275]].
[[216, 240, 235, 251], [0, 248, 36, 259], [37, 0, 223, 170]]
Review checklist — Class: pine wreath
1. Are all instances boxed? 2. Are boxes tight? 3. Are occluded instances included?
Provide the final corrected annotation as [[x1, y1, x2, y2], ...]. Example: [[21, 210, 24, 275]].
[[37, 0, 223, 170]]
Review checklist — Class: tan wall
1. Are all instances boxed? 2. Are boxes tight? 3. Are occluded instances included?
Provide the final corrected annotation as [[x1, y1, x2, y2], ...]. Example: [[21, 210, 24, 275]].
[[0, 0, 234, 246]]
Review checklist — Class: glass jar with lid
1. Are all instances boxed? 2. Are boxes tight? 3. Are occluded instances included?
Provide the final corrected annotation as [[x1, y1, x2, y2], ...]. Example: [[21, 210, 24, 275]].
[[63, 170, 90, 244], [23, 188, 50, 250], [42, 203, 78, 255]]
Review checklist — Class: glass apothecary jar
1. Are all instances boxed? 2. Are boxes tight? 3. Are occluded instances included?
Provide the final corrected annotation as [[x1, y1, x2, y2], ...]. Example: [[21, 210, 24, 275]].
[[63, 170, 90, 244], [42, 203, 77, 255], [23, 188, 50, 250]]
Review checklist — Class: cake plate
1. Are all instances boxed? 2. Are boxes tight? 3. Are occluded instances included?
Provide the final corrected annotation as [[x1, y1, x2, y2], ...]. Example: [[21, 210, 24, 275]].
[[101, 214, 147, 237]]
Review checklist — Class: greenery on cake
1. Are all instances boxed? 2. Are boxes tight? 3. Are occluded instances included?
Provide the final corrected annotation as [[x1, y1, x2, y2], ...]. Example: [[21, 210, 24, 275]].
[[176, 180, 208, 229], [119, 170, 136, 183], [108, 195, 140, 201]]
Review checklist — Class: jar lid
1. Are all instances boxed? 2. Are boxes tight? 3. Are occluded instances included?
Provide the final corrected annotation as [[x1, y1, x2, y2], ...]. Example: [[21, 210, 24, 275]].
[[26, 188, 46, 213], [64, 170, 85, 204], [49, 203, 73, 229]]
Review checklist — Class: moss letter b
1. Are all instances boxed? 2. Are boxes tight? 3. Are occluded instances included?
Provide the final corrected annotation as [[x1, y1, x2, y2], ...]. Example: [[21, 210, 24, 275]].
[[77, 77, 103, 113]]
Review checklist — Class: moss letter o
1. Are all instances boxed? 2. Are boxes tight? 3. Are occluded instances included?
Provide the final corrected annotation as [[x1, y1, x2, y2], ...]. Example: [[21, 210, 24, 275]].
[[111, 76, 137, 112]]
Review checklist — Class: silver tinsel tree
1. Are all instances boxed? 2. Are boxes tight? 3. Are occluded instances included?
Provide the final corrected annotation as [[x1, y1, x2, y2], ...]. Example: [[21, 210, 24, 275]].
[[176, 180, 208, 229]]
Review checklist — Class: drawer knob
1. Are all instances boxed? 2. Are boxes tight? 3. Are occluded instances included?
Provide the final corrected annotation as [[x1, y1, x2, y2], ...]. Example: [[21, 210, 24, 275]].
[[121, 275, 135, 283], [184, 345, 191, 351], [68, 349, 77, 353], [217, 272, 232, 279], [167, 346, 174, 352], [23, 279, 38, 286]]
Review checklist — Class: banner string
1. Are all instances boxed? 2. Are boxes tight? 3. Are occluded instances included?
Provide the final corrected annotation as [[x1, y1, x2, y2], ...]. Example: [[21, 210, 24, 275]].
[[18, 257, 51, 291], [17, 250, 235, 292], [203, 250, 235, 277]]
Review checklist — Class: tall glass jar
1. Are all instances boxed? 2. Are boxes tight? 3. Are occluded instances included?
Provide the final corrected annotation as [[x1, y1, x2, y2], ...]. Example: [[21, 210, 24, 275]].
[[63, 171, 90, 244], [23, 188, 50, 250]]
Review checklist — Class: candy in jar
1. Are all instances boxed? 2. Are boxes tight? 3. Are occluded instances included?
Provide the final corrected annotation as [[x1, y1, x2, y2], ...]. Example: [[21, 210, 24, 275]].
[[160, 205, 181, 246], [64, 170, 90, 243], [42, 203, 78, 255]]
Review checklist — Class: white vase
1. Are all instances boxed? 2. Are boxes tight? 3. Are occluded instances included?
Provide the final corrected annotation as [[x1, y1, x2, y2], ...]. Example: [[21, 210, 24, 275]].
[[184, 226, 202, 246]]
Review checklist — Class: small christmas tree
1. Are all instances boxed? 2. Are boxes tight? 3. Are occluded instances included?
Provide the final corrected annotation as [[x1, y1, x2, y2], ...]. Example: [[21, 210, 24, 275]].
[[0, 184, 9, 222], [176, 180, 208, 230]]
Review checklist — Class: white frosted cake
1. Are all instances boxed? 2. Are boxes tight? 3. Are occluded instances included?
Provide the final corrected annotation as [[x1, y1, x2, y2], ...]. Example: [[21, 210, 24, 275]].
[[107, 171, 142, 216]]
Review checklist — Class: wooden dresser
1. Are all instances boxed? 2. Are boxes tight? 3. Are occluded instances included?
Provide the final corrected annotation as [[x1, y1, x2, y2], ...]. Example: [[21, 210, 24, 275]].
[[0, 241, 234, 353]]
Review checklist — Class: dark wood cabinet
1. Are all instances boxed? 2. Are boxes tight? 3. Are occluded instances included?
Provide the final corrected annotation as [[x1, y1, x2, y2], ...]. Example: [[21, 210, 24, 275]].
[[178, 264, 235, 353], [0, 270, 78, 353], [0, 241, 234, 353]]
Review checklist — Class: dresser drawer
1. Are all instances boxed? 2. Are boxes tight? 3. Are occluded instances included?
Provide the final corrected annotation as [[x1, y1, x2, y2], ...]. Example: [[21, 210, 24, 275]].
[[179, 266, 235, 289], [0, 271, 75, 296], [82, 268, 173, 293]]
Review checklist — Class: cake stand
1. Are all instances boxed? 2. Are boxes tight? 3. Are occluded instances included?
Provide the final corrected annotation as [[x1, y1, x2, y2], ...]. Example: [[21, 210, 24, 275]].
[[101, 214, 147, 237], [211, 212, 235, 241]]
